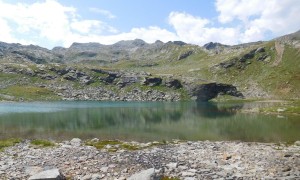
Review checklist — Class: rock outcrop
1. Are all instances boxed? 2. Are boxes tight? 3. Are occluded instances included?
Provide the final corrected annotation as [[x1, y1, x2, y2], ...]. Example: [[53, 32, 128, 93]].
[[187, 83, 244, 101]]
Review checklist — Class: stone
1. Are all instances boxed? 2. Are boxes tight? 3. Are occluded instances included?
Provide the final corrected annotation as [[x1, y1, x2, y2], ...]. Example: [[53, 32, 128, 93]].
[[182, 171, 195, 177], [277, 108, 286, 112], [164, 79, 182, 89], [70, 138, 82, 146], [100, 167, 109, 173], [294, 141, 300, 146], [166, 162, 177, 169], [127, 168, 155, 180], [25, 166, 43, 176], [141, 77, 162, 86], [255, 47, 265, 53], [28, 169, 64, 180], [178, 50, 193, 60], [184, 177, 196, 180]]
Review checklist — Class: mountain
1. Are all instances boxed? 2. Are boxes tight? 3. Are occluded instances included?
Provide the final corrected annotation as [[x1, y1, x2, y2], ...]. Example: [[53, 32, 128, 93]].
[[0, 30, 299, 101]]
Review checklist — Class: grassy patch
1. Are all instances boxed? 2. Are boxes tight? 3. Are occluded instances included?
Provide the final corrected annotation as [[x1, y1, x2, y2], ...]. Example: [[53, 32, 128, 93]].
[[85, 140, 167, 151], [85, 140, 122, 149], [31, 139, 55, 147], [0, 85, 59, 101], [0, 138, 21, 151], [259, 100, 300, 115]]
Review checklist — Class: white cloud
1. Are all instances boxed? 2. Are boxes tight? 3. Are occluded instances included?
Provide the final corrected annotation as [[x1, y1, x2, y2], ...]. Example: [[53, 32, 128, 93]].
[[168, 12, 240, 45], [89, 8, 116, 19], [0, 0, 299, 49], [70, 20, 118, 34], [0, 0, 118, 48], [216, 0, 300, 42]]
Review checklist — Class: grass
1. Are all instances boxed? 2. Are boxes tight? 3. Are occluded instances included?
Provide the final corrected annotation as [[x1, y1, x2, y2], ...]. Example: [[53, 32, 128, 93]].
[[0, 40, 299, 101], [30, 139, 55, 147], [85, 140, 167, 151], [0, 85, 60, 101], [0, 138, 21, 151], [260, 100, 300, 115]]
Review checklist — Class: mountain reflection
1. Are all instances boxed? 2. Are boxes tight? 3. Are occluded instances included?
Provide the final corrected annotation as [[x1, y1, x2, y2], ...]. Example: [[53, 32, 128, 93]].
[[0, 101, 299, 142], [193, 102, 243, 118]]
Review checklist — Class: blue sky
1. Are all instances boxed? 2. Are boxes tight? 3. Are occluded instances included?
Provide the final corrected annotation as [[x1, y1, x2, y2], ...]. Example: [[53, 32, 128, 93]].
[[0, 0, 299, 49]]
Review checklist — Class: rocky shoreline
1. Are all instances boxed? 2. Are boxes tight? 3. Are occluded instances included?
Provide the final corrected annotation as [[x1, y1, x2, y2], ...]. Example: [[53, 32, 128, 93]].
[[1, 139, 299, 179]]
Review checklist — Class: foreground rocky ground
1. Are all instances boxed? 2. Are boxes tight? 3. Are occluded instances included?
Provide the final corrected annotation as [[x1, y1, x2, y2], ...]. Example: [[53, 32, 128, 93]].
[[0, 139, 299, 180]]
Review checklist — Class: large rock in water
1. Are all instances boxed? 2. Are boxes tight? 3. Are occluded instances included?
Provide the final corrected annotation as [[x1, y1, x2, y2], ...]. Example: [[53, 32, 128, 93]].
[[28, 168, 65, 180], [187, 83, 244, 101]]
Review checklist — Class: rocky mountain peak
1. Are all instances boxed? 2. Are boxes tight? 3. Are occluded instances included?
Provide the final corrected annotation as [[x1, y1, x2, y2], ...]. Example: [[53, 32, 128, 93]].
[[203, 42, 229, 50]]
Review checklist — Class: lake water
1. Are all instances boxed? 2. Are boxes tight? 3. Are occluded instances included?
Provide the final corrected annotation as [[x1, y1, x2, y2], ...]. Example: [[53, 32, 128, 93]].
[[0, 101, 299, 142]]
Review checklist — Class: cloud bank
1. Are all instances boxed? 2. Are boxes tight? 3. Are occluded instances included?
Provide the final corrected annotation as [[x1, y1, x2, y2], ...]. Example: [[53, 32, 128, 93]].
[[0, 0, 299, 49]]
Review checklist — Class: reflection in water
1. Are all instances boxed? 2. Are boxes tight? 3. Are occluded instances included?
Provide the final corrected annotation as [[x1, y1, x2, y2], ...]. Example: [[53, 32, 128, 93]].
[[193, 102, 243, 118], [0, 101, 299, 142]]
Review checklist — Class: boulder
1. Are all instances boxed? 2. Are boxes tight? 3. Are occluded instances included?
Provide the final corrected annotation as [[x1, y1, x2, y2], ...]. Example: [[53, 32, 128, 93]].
[[63, 73, 77, 81], [117, 76, 139, 88], [164, 79, 182, 89], [141, 77, 162, 86], [80, 76, 94, 85], [70, 138, 82, 146], [177, 50, 193, 60], [128, 168, 155, 180], [257, 54, 269, 61], [28, 168, 65, 180], [99, 72, 119, 84], [255, 47, 265, 53], [239, 49, 256, 62]]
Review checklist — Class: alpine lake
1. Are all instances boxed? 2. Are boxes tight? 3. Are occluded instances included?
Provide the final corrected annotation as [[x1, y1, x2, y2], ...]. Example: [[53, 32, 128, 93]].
[[0, 101, 299, 143]]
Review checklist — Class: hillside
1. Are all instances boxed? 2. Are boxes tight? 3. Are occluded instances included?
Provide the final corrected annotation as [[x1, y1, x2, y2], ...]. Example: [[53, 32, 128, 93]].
[[0, 30, 299, 101]]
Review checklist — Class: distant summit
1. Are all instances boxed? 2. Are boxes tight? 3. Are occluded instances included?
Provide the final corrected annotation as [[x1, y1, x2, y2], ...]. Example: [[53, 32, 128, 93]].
[[203, 42, 229, 50]]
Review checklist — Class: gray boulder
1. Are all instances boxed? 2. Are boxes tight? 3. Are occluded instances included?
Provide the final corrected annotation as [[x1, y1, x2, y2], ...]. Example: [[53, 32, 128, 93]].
[[164, 78, 182, 89], [142, 77, 162, 86], [128, 168, 155, 180], [28, 168, 65, 180]]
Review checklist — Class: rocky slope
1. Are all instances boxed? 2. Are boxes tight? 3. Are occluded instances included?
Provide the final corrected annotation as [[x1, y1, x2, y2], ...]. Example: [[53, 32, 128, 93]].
[[1, 30, 300, 101]]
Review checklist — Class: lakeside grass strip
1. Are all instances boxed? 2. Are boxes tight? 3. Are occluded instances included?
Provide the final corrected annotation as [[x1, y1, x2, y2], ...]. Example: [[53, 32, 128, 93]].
[[0, 138, 21, 151]]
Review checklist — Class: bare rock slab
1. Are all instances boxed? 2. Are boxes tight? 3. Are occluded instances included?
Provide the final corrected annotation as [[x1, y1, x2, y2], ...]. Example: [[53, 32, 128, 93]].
[[128, 168, 155, 180], [28, 168, 65, 180]]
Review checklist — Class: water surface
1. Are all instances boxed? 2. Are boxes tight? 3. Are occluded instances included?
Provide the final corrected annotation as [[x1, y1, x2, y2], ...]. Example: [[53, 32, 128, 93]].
[[0, 101, 299, 142]]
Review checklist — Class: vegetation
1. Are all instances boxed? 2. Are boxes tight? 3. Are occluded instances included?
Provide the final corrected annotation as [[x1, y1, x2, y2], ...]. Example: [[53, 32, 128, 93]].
[[0, 138, 21, 151], [31, 139, 55, 147], [85, 139, 167, 151]]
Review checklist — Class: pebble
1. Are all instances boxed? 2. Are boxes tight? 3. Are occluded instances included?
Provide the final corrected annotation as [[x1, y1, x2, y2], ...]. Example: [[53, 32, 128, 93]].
[[0, 139, 299, 179]]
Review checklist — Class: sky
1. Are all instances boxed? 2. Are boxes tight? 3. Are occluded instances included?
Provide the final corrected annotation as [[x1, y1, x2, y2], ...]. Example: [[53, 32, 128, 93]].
[[0, 0, 299, 49]]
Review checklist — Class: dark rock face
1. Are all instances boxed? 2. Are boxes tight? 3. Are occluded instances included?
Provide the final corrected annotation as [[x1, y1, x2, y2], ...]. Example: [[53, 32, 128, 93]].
[[100, 73, 118, 84], [164, 79, 182, 89], [177, 50, 193, 60], [187, 83, 244, 101], [239, 49, 256, 62], [141, 77, 162, 86], [117, 76, 139, 88], [203, 42, 229, 50]]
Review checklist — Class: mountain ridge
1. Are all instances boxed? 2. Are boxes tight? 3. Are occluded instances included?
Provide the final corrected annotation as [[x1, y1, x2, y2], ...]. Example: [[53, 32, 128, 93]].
[[0, 30, 299, 101]]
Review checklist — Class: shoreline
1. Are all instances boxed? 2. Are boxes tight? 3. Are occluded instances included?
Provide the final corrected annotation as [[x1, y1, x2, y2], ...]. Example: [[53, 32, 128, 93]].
[[1, 139, 299, 179]]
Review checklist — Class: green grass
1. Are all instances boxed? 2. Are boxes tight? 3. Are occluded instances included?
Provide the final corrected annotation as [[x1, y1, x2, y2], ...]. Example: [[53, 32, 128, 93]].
[[0, 138, 21, 151], [85, 140, 167, 151], [0, 85, 60, 101], [31, 139, 55, 147], [259, 100, 300, 114]]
